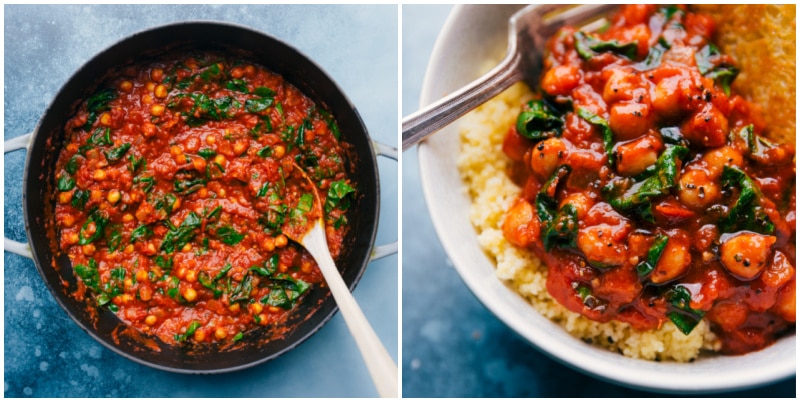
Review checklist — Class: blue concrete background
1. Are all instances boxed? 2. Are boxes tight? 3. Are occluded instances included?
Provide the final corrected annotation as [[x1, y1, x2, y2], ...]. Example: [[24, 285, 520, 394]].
[[4, 4, 398, 397], [400, 5, 795, 398]]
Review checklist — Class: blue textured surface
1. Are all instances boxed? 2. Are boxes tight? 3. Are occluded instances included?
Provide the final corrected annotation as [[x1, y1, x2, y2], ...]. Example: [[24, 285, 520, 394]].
[[401, 5, 795, 398], [4, 4, 397, 397]]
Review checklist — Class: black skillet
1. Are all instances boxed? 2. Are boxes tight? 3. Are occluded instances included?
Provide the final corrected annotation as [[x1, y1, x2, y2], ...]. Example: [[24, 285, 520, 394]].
[[7, 21, 383, 373]]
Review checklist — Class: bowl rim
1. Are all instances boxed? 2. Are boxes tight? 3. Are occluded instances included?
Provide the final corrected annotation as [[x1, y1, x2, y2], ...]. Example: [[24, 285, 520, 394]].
[[416, 4, 796, 393]]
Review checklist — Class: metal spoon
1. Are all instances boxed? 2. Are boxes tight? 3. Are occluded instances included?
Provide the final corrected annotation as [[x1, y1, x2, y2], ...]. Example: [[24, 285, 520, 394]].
[[286, 163, 398, 398], [402, 4, 616, 151]]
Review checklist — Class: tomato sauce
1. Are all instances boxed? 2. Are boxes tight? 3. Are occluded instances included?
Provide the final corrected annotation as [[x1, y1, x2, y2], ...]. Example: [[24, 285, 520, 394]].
[[501, 5, 795, 354], [53, 52, 356, 345]]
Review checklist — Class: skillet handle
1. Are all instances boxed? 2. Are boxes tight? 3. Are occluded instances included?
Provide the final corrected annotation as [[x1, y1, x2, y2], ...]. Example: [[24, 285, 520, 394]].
[[4, 133, 34, 259], [370, 141, 398, 262]]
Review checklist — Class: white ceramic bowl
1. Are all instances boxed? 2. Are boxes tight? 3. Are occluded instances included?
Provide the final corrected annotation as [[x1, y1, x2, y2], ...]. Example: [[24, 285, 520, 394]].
[[417, 4, 795, 393]]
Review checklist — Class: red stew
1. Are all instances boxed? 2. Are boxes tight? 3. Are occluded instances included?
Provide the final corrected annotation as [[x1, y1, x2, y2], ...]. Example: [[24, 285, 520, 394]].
[[501, 5, 795, 354], [54, 52, 356, 345]]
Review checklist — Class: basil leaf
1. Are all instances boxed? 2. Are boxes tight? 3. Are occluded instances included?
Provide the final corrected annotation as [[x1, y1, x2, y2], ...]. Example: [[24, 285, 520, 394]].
[[695, 44, 739, 96], [130, 224, 153, 243], [325, 180, 355, 213], [636, 233, 669, 277], [74, 259, 100, 290], [105, 143, 131, 164], [84, 88, 116, 130], [257, 146, 273, 158], [516, 100, 564, 140], [87, 127, 112, 146], [175, 321, 202, 342], [226, 79, 249, 93], [257, 182, 270, 198], [200, 63, 221, 81], [254, 87, 275, 97], [78, 209, 109, 245], [664, 285, 705, 335], [213, 226, 245, 246], [719, 166, 775, 234], [107, 226, 123, 253], [57, 175, 75, 191], [574, 31, 638, 60], [197, 148, 216, 160], [635, 37, 670, 71], [603, 146, 688, 220], [174, 177, 206, 194], [245, 97, 274, 113], [71, 189, 90, 210], [66, 155, 80, 174], [160, 212, 202, 253], [535, 166, 577, 251], [576, 108, 614, 164]]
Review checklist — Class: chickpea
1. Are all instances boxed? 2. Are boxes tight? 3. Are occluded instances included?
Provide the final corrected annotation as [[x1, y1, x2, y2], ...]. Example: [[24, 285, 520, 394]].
[[119, 80, 133, 93], [615, 134, 662, 177], [650, 234, 692, 284], [124, 278, 134, 290], [124, 244, 134, 254], [577, 224, 628, 267], [198, 187, 209, 199], [82, 244, 96, 256], [150, 68, 164, 82], [185, 269, 197, 283], [61, 214, 76, 227], [502, 200, 539, 247], [145, 82, 155, 92], [90, 189, 103, 201], [273, 145, 286, 159], [142, 122, 157, 138], [58, 191, 73, 204], [678, 169, 721, 209], [142, 94, 152, 105], [541, 64, 581, 96], [609, 102, 651, 141], [145, 315, 158, 326], [244, 65, 256, 77], [257, 313, 270, 326], [681, 103, 728, 148], [720, 232, 776, 280], [230, 66, 244, 79], [185, 137, 200, 153], [261, 237, 276, 252], [215, 327, 227, 340], [122, 213, 134, 223], [268, 306, 282, 313], [93, 169, 107, 181], [107, 189, 121, 204], [175, 154, 187, 165], [205, 135, 216, 145], [150, 104, 165, 116], [250, 302, 264, 315], [772, 279, 796, 322], [99, 112, 112, 126], [228, 303, 241, 313], [651, 75, 683, 118], [217, 188, 227, 198], [136, 269, 148, 282], [233, 140, 249, 156], [183, 287, 198, 302], [153, 84, 168, 99], [194, 329, 206, 342], [702, 146, 744, 180], [275, 234, 288, 248], [192, 157, 207, 172], [139, 286, 153, 301], [530, 138, 567, 179], [65, 232, 80, 245], [603, 68, 638, 104], [559, 193, 595, 220], [182, 243, 193, 253], [213, 154, 227, 167]]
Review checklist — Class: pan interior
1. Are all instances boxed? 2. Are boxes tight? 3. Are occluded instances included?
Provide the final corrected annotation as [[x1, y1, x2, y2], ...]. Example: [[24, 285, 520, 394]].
[[24, 21, 380, 373]]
